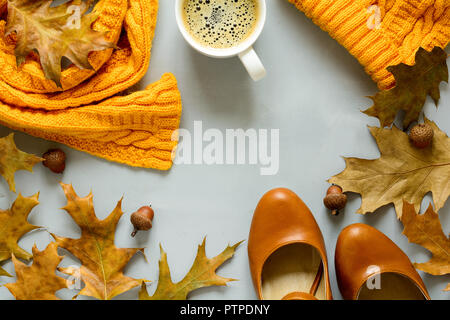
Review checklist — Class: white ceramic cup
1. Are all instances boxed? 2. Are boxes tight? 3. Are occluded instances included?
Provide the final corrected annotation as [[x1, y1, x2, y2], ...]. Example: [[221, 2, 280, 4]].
[[175, 0, 267, 81]]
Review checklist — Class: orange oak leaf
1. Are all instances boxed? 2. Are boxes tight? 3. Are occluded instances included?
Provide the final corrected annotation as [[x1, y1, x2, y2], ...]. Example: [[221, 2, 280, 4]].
[[401, 201, 450, 276], [363, 47, 448, 128], [329, 118, 450, 218], [445, 284, 449, 291], [0, 193, 40, 277], [52, 183, 146, 300], [0, 133, 43, 192], [5, 242, 67, 300], [139, 238, 242, 300]]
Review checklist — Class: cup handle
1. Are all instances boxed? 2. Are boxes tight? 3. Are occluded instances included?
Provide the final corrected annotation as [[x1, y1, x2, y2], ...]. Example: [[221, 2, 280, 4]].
[[238, 46, 266, 81]]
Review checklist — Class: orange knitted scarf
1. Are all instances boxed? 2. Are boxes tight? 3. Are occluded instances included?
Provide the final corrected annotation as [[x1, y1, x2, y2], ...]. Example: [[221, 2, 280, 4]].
[[0, 0, 182, 170], [289, 0, 450, 90]]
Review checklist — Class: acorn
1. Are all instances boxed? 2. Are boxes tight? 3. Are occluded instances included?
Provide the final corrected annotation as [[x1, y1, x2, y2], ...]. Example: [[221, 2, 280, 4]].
[[130, 206, 154, 237], [42, 148, 66, 174], [409, 123, 434, 149], [323, 185, 347, 216]]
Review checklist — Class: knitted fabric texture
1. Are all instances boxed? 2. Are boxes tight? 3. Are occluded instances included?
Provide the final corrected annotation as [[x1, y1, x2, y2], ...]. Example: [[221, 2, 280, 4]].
[[0, 0, 182, 170], [289, 0, 450, 90]]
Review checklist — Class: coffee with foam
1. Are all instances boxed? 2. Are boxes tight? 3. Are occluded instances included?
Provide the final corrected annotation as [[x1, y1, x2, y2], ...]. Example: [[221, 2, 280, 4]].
[[182, 0, 259, 49]]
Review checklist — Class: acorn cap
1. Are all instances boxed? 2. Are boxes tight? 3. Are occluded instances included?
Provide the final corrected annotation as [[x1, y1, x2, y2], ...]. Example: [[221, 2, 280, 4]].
[[130, 212, 153, 231], [43, 149, 66, 174], [130, 206, 154, 237], [324, 193, 347, 216], [409, 123, 434, 149]]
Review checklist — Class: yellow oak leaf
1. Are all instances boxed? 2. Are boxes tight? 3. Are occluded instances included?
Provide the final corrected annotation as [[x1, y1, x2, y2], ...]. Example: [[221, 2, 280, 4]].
[[0, 193, 40, 277], [0, 133, 43, 192], [139, 238, 242, 300], [401, 201, 450, 276], [364, 47, 448, 128], [5, 242, 67, 300], [6, 0, 113, 86], [51, 183, 145, 300], [329, 118, 450, 218]]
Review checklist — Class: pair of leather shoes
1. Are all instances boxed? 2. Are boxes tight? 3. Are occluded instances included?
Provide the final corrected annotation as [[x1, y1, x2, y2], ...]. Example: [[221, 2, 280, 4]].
[[248, 188, 431, 300]]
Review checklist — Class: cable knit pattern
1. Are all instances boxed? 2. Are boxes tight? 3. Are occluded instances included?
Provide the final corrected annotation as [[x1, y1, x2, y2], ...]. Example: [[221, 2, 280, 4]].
[[289, 0, 450, 89], [0, 0, 183, 170]]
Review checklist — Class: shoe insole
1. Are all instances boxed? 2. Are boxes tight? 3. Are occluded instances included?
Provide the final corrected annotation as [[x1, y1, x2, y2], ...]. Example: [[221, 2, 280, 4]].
[[358, 272, 426, 300], [261, 243, 326, 300]]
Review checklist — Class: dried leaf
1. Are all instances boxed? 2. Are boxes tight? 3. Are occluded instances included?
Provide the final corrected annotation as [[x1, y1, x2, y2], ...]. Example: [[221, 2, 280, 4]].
[[445, 284, 450, 292], [364, 47, 448, 128], [52, 183, 145, 300], [329, 118, 450, 218], [0, 193, 40, 277], [0, 267, 10, 277], [401, 201, 450, 276], [6, 0, 113, 86], [5, 242, 67, 300], [0, 133, 43, 192], [139, 238, 242, 300]]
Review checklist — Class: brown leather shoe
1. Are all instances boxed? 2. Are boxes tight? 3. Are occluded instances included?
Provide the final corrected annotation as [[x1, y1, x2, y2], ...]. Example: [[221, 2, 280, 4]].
[[335, 223, 431, 300], [248, 188, 333, 300]]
